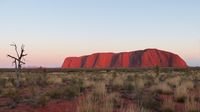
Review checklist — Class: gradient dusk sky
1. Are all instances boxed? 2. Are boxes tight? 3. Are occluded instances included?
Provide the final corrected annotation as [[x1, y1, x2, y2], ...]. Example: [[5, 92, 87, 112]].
[[0, 0, 200, 67]]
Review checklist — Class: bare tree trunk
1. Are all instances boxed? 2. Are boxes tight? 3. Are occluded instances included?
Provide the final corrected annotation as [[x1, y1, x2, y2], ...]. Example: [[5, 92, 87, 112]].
[[7, 43, 27, 88]]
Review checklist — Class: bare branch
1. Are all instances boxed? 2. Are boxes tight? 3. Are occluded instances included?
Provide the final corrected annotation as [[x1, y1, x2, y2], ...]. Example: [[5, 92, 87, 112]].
[[7, 55, 25, 64], [10, 43, 20, 58]]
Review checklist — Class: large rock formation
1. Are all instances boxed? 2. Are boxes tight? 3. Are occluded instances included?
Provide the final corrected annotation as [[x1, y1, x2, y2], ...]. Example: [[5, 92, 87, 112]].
[[62, 49, 187, 68]]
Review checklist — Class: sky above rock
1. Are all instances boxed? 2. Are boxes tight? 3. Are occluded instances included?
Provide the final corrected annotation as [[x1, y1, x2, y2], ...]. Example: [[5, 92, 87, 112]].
[[0, 0, 200, 67]]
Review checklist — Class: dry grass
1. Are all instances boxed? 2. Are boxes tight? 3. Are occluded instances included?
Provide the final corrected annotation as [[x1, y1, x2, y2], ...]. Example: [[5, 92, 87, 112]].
[[162, 98, 175, 112], [166, 76, 181, 88], [151, 82, 172, 94], [93, 82, 106, 97], [111, 76, 124, 90], [47, 76, 63, 84], [174, 84, 188, 102], [135, 78, 145, 90], [181, 80, 194, 90], [76, 82, 114, 112], [0, 69, 200, 112], [185, 95, 200, 112]]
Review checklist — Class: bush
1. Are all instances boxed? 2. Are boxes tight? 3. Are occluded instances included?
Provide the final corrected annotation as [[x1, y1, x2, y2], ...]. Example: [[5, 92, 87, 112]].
[[63, 85, 80, 100], [47, 84, 81, 100], [126, 75, 134, 82], [111, 77, 124, 91], [0, 78, 6, 88], [140, 92, 161, 110], [36, 74, 48, 86], [4, 88, 20, 108], [37, 95, 49, 107], [152, 82, 172, 95], [162, 98, 175, 112], [174, 85, 188, 103], [123, 82, 135, 93], [46, 89, 63, 99]]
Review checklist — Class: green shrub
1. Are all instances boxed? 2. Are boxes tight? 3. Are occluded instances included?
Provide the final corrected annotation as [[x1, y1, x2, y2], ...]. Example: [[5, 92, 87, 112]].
[[47, 84, 81, 100], [126, 75, 134, 82], [36, 74, 48, 86], [46, 89, 63, 99], [123, 82, 135, 93], [0, 78, 6, 88], [140, 92, 161, 110], [63, 85, 80, 100]]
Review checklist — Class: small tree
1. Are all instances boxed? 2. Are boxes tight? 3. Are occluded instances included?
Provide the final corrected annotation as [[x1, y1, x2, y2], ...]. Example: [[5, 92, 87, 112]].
[[7, 43, 27, 87]]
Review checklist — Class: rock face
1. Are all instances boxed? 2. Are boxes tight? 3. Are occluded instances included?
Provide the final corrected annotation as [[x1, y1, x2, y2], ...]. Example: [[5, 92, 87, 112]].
[[62, 49, 187, 68]]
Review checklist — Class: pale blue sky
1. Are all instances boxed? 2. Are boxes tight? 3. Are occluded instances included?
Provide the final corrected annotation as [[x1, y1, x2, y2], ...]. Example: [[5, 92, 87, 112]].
[[0, 0, 200, 67]]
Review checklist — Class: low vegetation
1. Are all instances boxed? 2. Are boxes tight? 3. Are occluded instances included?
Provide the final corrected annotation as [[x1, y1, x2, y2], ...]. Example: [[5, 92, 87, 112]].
[[0, 68, 199, 112]]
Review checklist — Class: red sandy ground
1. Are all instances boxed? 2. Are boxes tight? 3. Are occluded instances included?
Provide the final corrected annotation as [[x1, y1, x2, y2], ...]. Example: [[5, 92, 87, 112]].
[[0, 99, 77, 112], [0, 93, 199, 112]]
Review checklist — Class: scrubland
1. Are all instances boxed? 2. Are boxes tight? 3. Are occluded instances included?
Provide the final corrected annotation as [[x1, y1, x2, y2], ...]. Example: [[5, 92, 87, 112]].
[[0, 68, 199, 112]]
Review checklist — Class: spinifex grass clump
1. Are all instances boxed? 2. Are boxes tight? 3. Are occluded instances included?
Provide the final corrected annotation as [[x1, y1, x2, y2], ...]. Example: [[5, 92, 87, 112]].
[[123, 75, 135, 93], [46, 78, 84, 100], [4, 87, 20, 108], [174, 84, 188, 103], [161, 98, 175, 112], [0, 78, 6, 88], [110, 76, 124, 91], [152, 82, 173, 95], [185, 95, 200, 112]]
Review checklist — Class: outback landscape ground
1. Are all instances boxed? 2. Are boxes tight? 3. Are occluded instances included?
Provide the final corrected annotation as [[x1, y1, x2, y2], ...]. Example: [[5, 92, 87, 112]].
[[0, 68, 199, 112]]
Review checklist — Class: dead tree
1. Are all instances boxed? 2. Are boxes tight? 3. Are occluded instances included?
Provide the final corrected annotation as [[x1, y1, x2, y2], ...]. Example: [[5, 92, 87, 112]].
[[7, 43, 27, 87]]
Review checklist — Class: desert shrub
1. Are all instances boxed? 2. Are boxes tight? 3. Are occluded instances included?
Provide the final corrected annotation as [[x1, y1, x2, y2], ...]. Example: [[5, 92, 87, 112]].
[[151, 82, 172, 94], [155, 65, 160, 76], [139, 92, 161, 110], [63, 85, 80, 100], [84, 80, 95, 89], [0, 78, 6, 88], [181, 80, 194, 90], [174, 85, 188, 103], [4, 88, 20, 108], [47, 84, 80, 100], [71, 78, 86, 92], [91, 75, 104, 81], [47, 76, 63, 84], [123, 81, 135, 93], [93, 82, 106, 99], [5, 81, 14, 88], [26, 74, 48, 87], [46, 88, 63, 99], [29, 85, 37, 99], [161, 98, 175, 112], [112, 72, 117, 79], [111, 77, 124, 91], [5, 88, 20, 102], [135, 78, 145, 90], [8, 77, 15, 87], [36, 74, 49, 86], [126, 75, 135, 82], [77, 90, 117, 112], [37, 95, 49, 107], [166, 76, 181, 88], [119, 105, 135, 112]]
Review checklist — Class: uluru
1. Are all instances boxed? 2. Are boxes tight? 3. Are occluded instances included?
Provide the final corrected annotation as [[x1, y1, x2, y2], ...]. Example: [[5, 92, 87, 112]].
[[62, 49, 187, 68]]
